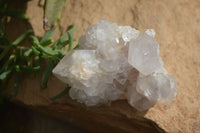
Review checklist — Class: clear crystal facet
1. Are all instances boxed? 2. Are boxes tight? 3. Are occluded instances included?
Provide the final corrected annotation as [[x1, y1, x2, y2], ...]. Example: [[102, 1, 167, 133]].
[[128, 33, 164, 75]]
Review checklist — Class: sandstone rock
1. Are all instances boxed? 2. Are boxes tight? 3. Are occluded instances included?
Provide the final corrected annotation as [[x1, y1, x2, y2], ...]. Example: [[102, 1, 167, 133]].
[[7, 0, 200, 132]]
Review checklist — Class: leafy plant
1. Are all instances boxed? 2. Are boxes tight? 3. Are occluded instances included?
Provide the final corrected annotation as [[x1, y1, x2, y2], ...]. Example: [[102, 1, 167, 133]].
[[0, 0, 78, 101], [0, 25, 77, 96], [0, 0, 29, 102]]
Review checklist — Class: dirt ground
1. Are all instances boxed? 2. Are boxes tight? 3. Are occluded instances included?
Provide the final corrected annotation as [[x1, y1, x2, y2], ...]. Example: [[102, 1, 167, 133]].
[[5, 0, 200, 132]]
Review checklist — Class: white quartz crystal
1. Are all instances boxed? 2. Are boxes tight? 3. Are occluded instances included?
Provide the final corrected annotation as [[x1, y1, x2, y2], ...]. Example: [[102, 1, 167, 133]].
[[53, 19, 177, 111], [145, 29, 156, 37], [128, 33, 164, 75], [136, 68, 177, 102]]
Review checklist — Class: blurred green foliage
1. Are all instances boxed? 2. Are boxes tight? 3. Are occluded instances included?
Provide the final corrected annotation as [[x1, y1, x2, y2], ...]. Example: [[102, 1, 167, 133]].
[[0, 0, 78, 103]]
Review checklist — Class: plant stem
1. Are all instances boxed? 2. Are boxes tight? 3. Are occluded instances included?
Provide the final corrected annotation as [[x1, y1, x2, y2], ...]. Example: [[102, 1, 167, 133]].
[[50, 86, 71, 100], [0, 45, 29, 50], [41, 59, 57, 89]]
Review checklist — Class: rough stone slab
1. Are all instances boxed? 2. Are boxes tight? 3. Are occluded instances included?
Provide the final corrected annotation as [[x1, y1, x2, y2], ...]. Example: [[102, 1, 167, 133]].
[[6, 0, 200, 132]]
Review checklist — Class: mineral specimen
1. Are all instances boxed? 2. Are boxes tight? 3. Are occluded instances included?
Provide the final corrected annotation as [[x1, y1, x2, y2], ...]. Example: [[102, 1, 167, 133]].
[[52, 19, 177, 111]]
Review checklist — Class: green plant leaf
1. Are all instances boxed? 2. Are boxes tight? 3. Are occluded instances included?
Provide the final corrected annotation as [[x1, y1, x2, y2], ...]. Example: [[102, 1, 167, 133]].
[[29, 35, 64, 58], [40, 38, 54, 46], [41, 60, 57, 89], [0, 44, 13, 61], [67, 25, 76, 34], [0, 54, 15, 73], [15, 65, 20, 72], [74, 44, 80, 49], [16, 47, 22, 63], [12, 29, 33, 46], [21, 66, 40, 72], [56, 40, 69, 49], [40, 28, 56, 44], [0, 69, 12, 80], [24, 49, 32, 57], [31, 46, 40, 56], [33, 40, 66, 59], [52, 25, 76, 49], [59, 25, 76, 42], [29, 35, 40, 44], [67, 32, 73, 51], [44, 0, 66, 30], [0, 9, 28, 19], [34, 56, 40, 67], [50, 86, 71, 100]]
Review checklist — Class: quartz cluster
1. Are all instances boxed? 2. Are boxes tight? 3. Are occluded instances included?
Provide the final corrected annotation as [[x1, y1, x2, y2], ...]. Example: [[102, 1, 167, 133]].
[[53, 19, 177, 111]]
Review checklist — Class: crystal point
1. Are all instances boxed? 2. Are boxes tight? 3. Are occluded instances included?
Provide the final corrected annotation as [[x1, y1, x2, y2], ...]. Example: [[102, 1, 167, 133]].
[[128, 33, 164, 75]]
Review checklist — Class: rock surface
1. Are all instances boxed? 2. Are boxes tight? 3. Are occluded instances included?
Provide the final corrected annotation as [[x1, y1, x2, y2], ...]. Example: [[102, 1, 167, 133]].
[[6, 0, 200, 132]]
